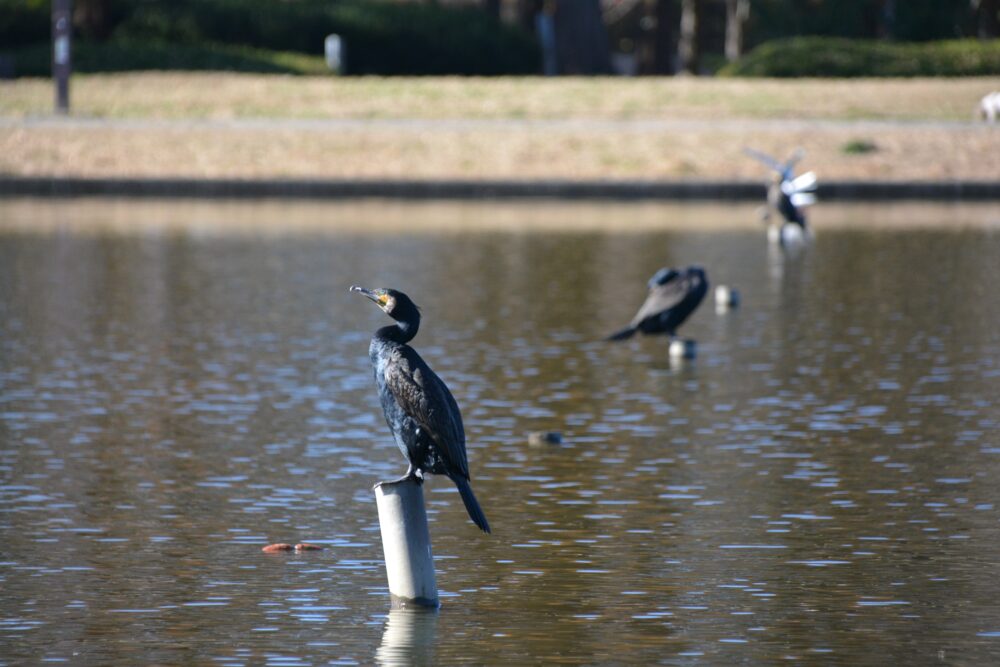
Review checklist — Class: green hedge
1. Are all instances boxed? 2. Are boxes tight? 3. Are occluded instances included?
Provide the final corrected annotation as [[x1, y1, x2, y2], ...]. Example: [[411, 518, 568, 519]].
[[6, 39, 329, 77], [721, 37, 1000, 77], [0, 0, 539, 76]]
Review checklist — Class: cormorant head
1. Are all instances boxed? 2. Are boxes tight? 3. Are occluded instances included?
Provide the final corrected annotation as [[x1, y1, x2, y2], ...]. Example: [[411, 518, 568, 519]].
[[350, 286, 421, 324], [648, 267, 679, 289]]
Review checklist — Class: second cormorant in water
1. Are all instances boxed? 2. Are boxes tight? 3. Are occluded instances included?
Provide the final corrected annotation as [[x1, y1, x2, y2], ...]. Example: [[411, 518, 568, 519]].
[[606, 266, 708, 341], [351, 286, 490, 534]]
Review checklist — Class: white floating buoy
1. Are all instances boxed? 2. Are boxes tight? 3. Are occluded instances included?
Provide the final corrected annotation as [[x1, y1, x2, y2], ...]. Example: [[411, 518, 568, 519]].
[[714, 285, 741, 310], [668, 338, 697, 360]]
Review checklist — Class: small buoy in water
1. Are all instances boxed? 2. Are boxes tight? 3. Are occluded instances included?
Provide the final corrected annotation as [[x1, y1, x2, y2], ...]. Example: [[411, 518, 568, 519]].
[[714, 285, 740, 310], [527, 431, 563, 446], [668, 339, 697, 360]]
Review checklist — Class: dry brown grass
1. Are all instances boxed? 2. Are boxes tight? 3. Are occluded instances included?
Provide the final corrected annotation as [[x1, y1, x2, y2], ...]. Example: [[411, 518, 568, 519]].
[[2, 73, 999, 182], [2, 122, 997, 181], [3, 73, 999, 120]]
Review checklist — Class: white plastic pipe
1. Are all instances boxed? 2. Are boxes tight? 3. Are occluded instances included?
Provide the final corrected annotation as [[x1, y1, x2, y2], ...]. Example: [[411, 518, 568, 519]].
[[374, 478, 439, 609]]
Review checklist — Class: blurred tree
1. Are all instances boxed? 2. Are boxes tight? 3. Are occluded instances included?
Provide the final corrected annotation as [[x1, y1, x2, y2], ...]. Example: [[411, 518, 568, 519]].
[[743, 0, 970, 45], [74, 0, 115, 40], [724, 0, 749, 59], [641, 0, 678, 73], [875, 0, 895, 39], [553, 0, 612, 73], [972, 0, 999, 37], [484, 0, 501, 21], [516, 0, 539, 31], [678, 0, 699, 73]]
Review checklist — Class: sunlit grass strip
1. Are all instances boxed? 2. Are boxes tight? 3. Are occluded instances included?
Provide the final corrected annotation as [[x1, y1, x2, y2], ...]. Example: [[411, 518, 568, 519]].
[[1, 73, 997, 121]]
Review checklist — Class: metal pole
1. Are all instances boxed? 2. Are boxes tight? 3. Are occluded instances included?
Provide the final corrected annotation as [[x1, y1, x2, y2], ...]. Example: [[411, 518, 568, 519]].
[[53, 0, 72, 114], [374, 478, 439, 609]]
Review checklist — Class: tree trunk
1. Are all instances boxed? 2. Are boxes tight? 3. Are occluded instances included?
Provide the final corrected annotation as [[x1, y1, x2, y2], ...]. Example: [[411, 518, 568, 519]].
[[74, 0, 113, 41], [724, 0, 749, 62], [484, 0, 501, 22], [652, 0, 678, 74], [552, 0, 612, 75], [975, 0, 1000, 38], [678, 0, 699, 75], [516, 0, 541, 33], [875, 0, 896, 40]]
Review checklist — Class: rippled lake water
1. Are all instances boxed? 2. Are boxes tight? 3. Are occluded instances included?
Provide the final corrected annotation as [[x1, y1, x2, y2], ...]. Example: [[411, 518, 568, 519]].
[[1, 199, 1000, 665]]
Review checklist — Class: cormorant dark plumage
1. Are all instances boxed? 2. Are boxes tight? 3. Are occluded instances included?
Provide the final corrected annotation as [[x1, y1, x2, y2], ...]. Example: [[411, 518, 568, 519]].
[[606, 266, 708, 341], [351, 286, 490, 534]]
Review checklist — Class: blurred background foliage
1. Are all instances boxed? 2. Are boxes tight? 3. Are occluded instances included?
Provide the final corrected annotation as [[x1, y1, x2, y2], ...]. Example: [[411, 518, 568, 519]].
[[0, 0, 997, 77]]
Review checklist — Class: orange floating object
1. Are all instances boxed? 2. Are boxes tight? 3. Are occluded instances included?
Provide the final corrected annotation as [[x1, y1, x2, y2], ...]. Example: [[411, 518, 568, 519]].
[[262, 543, 294, 553]]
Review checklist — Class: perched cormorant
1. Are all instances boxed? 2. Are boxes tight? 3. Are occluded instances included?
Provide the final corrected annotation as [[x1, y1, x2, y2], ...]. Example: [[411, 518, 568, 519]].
[[606, 266, 708, 341], [744, 147, 817, 246], [351, 286, 490, 534]]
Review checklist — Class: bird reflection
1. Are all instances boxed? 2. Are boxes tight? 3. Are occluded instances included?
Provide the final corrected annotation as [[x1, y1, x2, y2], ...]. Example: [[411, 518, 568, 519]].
[[375, 607, 439, 667]]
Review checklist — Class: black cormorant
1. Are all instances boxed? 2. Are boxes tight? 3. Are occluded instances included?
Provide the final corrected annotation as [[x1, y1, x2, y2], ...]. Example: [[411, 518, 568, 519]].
[[606, 266, 708, 341], [744, 147, 817, 245], [351, 286, 490, 534]]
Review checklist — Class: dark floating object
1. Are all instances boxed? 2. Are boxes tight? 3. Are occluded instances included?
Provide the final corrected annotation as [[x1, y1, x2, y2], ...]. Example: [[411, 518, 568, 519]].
[[606, 266, 708, 343], [262, 542, 325, 553], [715, 285, 741, 310], [352, 286, 490, 534], [527, 431, 563, 446], [744, 147, 817, 247]]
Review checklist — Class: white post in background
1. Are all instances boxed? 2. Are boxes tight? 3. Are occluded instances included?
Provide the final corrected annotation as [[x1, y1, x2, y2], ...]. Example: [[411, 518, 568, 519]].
[[325, 34, 343, 74], [374, 478, 439, 609]]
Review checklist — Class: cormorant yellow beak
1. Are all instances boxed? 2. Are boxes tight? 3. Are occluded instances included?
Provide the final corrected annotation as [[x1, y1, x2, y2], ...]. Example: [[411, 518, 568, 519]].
[[350, 285, 388, 307]]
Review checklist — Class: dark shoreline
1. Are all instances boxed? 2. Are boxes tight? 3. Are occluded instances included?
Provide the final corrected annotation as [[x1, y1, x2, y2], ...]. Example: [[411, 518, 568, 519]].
[[2, 176, 999, 201]]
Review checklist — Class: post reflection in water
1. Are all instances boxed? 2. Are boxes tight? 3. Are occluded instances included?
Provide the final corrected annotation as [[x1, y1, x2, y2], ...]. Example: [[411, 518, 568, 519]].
[[0, 200, 999, 664], [375, 608, 439, 667]]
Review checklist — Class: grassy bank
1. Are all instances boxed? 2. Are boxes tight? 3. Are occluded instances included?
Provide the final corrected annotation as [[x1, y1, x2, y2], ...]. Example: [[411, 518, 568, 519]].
[[2, 74, 998, 182], [3, 73, 998, 121]]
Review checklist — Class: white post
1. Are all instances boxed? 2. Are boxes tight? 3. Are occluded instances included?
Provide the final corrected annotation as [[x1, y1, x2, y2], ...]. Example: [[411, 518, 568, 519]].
[[374, 479, 439, 609], [324, 34, 343, 73]]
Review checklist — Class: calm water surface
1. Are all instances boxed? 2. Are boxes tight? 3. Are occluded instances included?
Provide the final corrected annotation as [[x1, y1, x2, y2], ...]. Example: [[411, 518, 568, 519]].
[[1, 200, 1000, 665]]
